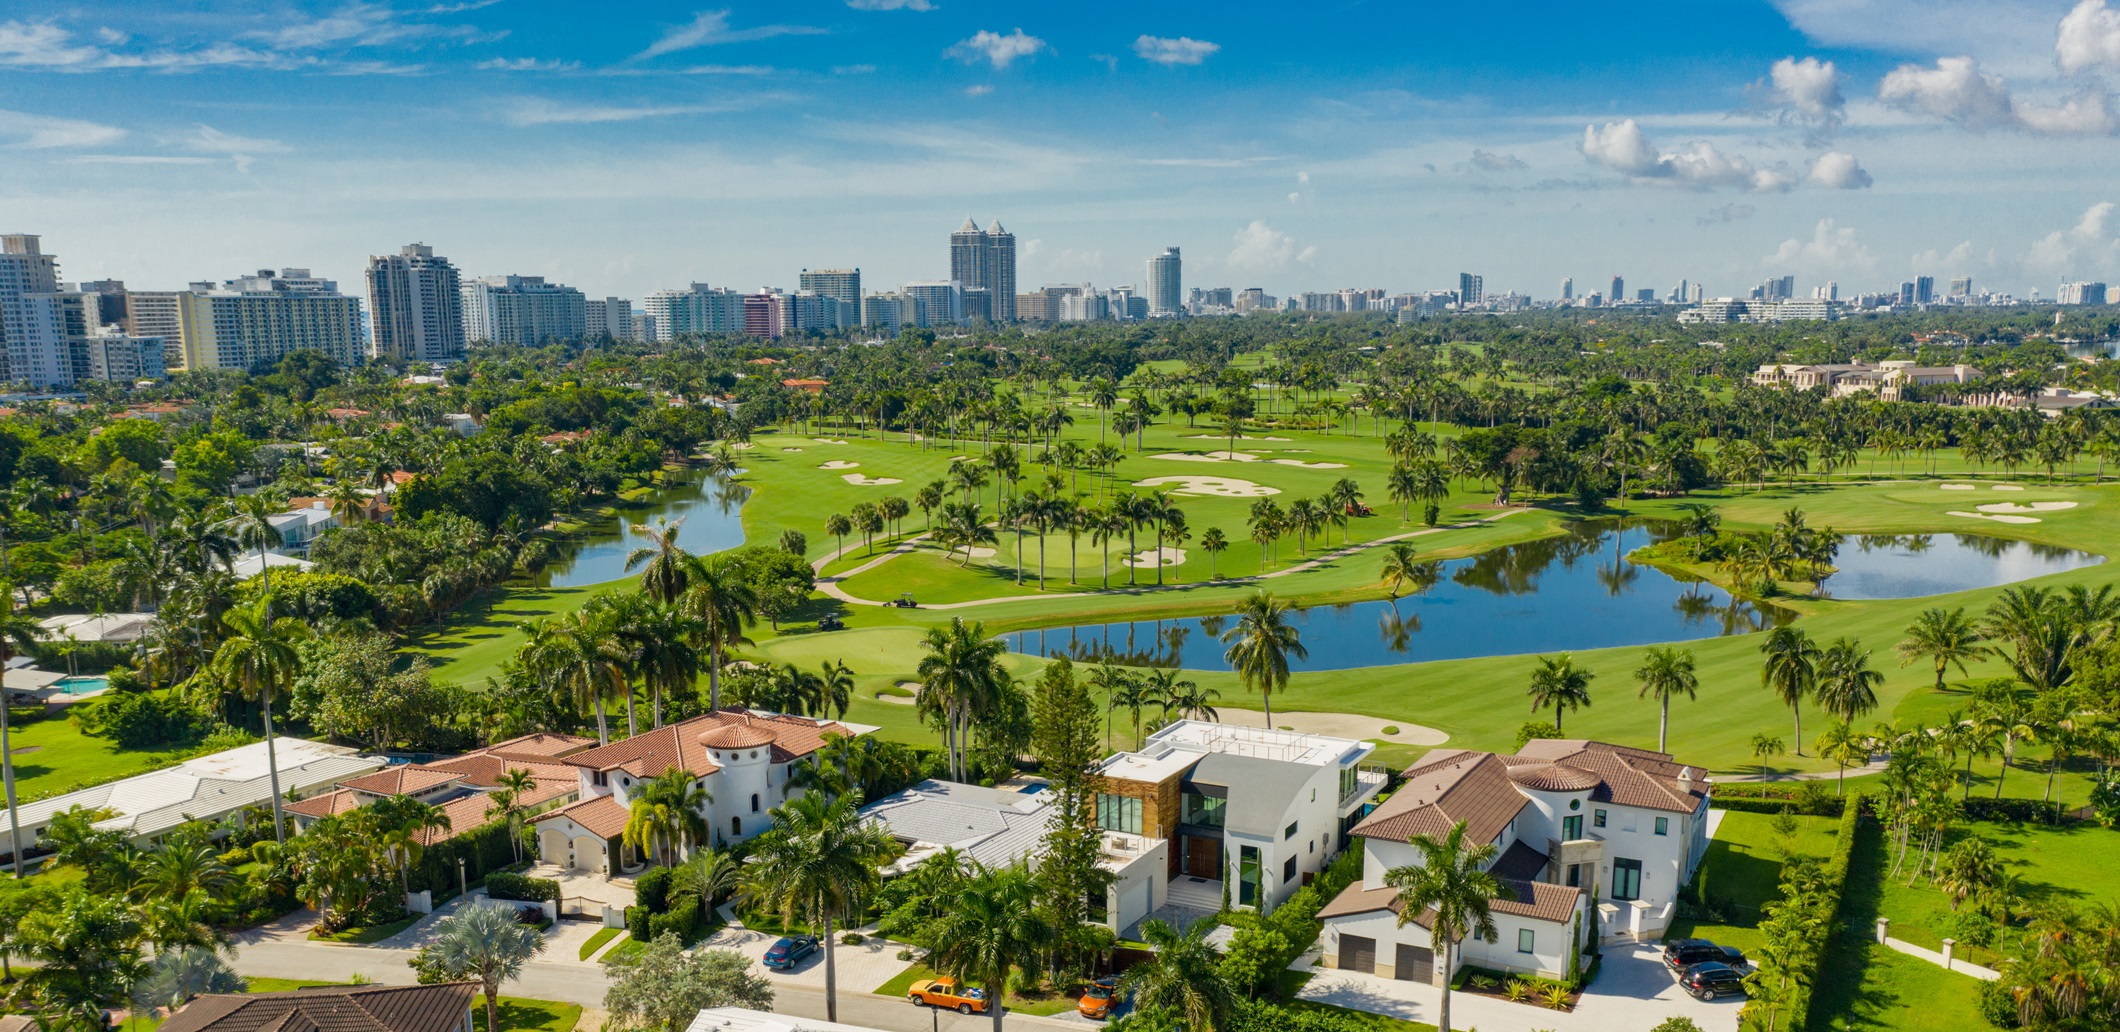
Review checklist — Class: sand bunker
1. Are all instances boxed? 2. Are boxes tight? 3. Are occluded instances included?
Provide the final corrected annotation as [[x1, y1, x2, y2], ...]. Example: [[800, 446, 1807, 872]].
[[1271, 459, 1349, 469], [841, 474, 902, 486], [1185, 434, 1291, 442], [813, 438, 850, 445], [1993, 485, 2025, 491], [954, 546, 997, 559], [1978, 501, 2077, 513], [1210, 710, 1449, 746], [1941, 483, 1976, 490], [818, 460, 860, 470], [1949, 510, 2040, 524], [1134, 475, 1281, 498], [781, 447, 804, 452], [949, 455, 969, 462], [1122, 547, 1188, 568], [1151, 451, 1260, 463]]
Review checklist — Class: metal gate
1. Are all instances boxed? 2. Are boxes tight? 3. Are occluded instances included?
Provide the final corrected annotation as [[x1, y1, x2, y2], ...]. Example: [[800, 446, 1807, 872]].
[[559, 896, 602, 921], [1339, 935, 1376, 974]]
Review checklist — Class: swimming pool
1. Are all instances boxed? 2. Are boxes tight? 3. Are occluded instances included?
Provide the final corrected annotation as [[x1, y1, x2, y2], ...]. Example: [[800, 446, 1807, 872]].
[[54, 676, 108, 695]]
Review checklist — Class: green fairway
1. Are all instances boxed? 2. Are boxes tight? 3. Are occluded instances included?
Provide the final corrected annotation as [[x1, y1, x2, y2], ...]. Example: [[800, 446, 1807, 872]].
[[1874, 816, 2120, 969]]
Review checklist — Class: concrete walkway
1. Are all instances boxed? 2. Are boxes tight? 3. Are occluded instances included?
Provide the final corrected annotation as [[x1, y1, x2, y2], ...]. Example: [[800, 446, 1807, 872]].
[[1295, 944, 1737, 1032], [813, 509, 1530, 610], [1884, 937, 2001, 981]]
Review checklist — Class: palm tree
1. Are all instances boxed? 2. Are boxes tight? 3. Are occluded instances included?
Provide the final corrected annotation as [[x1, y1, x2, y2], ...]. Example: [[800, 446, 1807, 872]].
[[925, 862, 1051, 1032], [745, 792, 896, 1024], [1160, 675, 1222, 723], [665, 847, 739, 919], [1199, 526, 1228, 578], [624, 516, 691, 605], [1759, 626, 1820, 755], [1815, 638, 1884, 726], [1109, 675, 1154, 750], [1526, 654, 1594, 733], [430, 901, 548, 1032], [1814, 721, 1866, 795], [1377, 543, 1424, 611], [1633, 646, 1698, 753], [1897, 606, 1989, 691], [210, 599, 311, 843], [1117, 919, 1240, 1032], [824, 513, 851, 558], [227, 492, 285, 609], [1221, 591, 1307, 729], [373, 797, 451, 897], [682, 554, 759, 712], [627, 603, 699, 728], [1381, 821, 1503, 1032], [916, 619, 1010, 782], [0, 587, 45, 875], [485, 767, 539, 865], [624, 767, 710, 868]]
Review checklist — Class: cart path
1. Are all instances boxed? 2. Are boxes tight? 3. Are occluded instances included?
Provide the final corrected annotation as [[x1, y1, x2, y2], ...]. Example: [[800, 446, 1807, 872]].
[[810, 508, 1530, 611]]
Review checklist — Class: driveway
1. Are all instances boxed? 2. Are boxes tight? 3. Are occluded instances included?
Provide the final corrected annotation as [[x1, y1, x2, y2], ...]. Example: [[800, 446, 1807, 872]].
[[1294, 944, 1738, 1032], [692, 922, 915, 994]]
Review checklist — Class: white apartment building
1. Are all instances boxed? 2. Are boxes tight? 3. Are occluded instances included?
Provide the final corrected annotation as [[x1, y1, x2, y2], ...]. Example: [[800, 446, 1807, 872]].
[[643, 284, 745, 342], [2059, 281, 2110, 306], [0, 234, 73, 387], [461, 274, 586, 347], [902, 281, 964, 327], [1091, 721, 1387, 928], [1317, 740, 1710, 986], [176, 269, 367, 372], [583, 297, 635, 342], [861, 292, 917, 334], [366, 244, 465, 364], [1146, 247, 1182, 317], [73, 328, 166, 382], [531, 710, 875, 875]]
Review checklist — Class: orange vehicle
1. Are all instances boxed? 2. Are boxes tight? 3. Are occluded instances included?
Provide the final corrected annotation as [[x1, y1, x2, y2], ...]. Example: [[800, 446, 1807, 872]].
[[1077, 977, 1120, 1020], [908, 977, 990, 1014]]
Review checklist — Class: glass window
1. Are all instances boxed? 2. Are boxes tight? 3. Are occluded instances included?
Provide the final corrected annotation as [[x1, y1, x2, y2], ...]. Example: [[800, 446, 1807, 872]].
[[1655, 817, 1669, 836], [1562, 815, 1583, 841], [1518, 929, 1535, 954], [1239, 846, 1261, 907], [1283, 856, 1297, 882], [1284, 821, 1299, 840], [1182, 794, 1226, 828], [1340, 766, 1357, 798], [1612, 858, 1643, 901], [1593, 809, 1606, 828], [1097, 794, 1143, 835]]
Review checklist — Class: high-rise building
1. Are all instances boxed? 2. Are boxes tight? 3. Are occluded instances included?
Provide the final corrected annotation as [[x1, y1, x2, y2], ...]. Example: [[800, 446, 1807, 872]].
[[461, 274, 585, 347], [1610, 276, 1624, 303], [1915, 275, 1936, 305], [1559, 277, 1573, 301], [71, 327, 165, 382], [0, 234, 70, 386], [644, 283, 745, 341], [2059, 281, 2110, 305], [75, 279, 130, 328], [1234, 288, 1274, 314], [862, 292, 916, 334], [948, 221, 1016, 322], [1949, 277, 1973, 298], [790, 291, 848, 332], [176, 268, 366, 372], [742, 291, 788, 339], [1146, 248, 1182, 317], [1637, 289, 1655, 303], [583, 298, 634, 341], [1458, 273, 1483, 305], [125, 291, 183, 345], [799, 269, 861, 310], [903, 281, 965, 327], [365, 243, 465, 364], [1897, 282, 1916, 306]]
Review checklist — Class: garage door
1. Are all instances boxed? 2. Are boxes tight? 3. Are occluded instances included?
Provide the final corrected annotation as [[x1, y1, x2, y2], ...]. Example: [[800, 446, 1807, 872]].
[[1394, 943, 1434, 983], [1339, 935, 1376, 974]]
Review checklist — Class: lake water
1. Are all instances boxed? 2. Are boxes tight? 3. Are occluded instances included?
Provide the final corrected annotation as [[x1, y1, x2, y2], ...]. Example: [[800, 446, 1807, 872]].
[[1005, 522, 2105, 672], [1819, 533, 2102, 600], [535, 474, 751, 588]]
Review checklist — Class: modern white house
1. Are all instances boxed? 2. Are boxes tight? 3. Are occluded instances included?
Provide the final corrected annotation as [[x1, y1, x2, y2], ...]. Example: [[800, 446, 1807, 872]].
[[1316, 740, 1711, 985], [859, 777, 1167, 936], [1089, 721, 1388, 932], [530, 709, 873, 875]]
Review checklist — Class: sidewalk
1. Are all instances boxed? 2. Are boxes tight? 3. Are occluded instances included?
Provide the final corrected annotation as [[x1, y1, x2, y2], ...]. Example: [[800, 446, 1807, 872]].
[[1884, 937, 2000, 981]]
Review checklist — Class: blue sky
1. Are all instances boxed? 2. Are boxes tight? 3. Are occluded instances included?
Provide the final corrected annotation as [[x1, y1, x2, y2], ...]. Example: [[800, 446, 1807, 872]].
[[4, 0, 2119, 302]]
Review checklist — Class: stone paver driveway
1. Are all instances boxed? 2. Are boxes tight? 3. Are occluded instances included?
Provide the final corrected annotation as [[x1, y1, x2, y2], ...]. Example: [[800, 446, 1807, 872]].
[[1295, 943, 1739, 1032], [691, 922, 915, 995]]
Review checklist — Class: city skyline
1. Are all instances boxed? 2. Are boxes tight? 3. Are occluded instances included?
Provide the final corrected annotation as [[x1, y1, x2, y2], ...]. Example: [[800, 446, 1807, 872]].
[[4, 1, 2120, 300]]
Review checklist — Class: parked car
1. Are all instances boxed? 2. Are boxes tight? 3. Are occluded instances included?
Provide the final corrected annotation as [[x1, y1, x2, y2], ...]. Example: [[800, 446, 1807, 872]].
[[763, 935, 819, 971], [1078, 977, 1120, 1020], [1680, 961, 1748, 1001], [909, 977, 989, 1014], [1663, 938, 1747, 971]]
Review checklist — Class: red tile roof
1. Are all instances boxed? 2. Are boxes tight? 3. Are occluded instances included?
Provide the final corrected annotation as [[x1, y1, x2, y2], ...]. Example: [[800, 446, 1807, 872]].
[[557, 710, 854, 779], [1511, 740, 1708, 814], [1317, 878, 1582, 929], [533, 794, 630, 839], [160, 982, 478, 1032], [1351, 750, 1528, 847], [286, 788, 362, 819], [341, 766, 463, 797]]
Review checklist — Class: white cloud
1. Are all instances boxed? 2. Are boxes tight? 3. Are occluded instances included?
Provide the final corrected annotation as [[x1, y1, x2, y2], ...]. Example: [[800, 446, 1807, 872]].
[[1287, 191, 1300, 203], [963, 84, 992, 96], [634, 11, 825, 61], [1769, 0, 2058, 76], [2058, 0, 2120, 74], [477, 57, 580, 71], [0, 20, 121, 67], [1296, 171, 1310, 183], [501, 98, 734, 125], [257, 2, 417, 50], [174, 125, 289, 154], [1133, 35, 1218, 66], [1297, 245, 1318, 263], [848, 0, 934, 9], [2027, 201, 2117, 273], [2015, 89, 2119, 132], [1466, 148, 1528, 172], [1766, 56, 1845, 136], [1912, 241, 1976, 268], [946, 29, 1046, 69], [1580, 119, 1793, 192], [1228, 220, 1303, 272], [1879, 56, 2021, 129], [1806, 151, 1873, 189], [1768, 218, 1877, 270], [0, 108, 125, 148]]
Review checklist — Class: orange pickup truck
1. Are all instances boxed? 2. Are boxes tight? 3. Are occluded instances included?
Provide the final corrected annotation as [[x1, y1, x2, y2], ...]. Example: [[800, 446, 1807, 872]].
[[908, 977, 990, 1014]]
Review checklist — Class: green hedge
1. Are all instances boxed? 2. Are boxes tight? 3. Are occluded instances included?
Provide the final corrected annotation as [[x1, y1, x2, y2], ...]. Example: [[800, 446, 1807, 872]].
[[403, 819, 520, 896], [633, 867, 672, 913], [485, 871, 561, 902], [1711, 782, 1845, 817], [1778, 792, 1864, 1032]]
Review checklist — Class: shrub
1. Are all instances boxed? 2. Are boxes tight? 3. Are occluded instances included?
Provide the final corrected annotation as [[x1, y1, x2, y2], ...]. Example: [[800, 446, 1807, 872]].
[[646, 900, 699, 941], [1504, 979, 1533, 1002], [625, 905, 651, 942], [1652, 1019, 1706, 1032], [484, 871, 561, 902], [75, 691, 216, 750], [633, 866, 673, 913], [1977, 977, 2022, 1028], [1381, 725, 1400, 736], [840, 932, 864, 945], [1541, 984, 1570, 1009], [1962, 797, 2060, 824], [218, 845, 252, 867]]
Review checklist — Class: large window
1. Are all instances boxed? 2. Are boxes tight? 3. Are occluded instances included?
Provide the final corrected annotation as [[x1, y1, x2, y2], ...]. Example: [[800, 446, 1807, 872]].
[[1097, 794, 1143, 835], [1239, 845, 1262, 907], [1518, 929, 1535, 954], [1561, 815, 1583, 841], [1339, 766, 1358, 799], [1612, 858, 1643, 902], [1655, 817, 1670, 836], [1181, 793, 1226, 828]]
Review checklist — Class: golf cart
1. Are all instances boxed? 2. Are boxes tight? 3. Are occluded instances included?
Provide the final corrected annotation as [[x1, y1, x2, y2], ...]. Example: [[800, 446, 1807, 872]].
[[889, 592, 919, 608], [818, 613, 844, 631]]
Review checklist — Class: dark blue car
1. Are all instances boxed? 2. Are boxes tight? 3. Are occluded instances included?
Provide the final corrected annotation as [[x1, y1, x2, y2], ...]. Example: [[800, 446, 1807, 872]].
[[764, 935, 819, 971]]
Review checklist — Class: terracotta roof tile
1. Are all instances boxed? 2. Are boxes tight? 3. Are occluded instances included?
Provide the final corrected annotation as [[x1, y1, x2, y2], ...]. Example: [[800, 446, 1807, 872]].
[[534, 794, 630, 839], [340, 766, 462, 797], [160, 983, 478, 1032], [1317, 878, 1581, 931], [557, 710, 853, 780], [1513, 739, 1708, 814], [286, 788, 361, 819], [1351, 751, 1527, 846]]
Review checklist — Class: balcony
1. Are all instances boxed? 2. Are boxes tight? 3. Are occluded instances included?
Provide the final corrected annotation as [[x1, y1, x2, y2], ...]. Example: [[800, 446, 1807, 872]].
[[1339, 765, 1388, 808]]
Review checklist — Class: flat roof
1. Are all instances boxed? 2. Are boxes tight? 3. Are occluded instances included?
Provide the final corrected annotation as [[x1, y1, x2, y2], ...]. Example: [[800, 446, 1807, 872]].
[[688, 1008, 891, 1032], [1096, 719, 1372, 783], [9, 737, 382, 842]]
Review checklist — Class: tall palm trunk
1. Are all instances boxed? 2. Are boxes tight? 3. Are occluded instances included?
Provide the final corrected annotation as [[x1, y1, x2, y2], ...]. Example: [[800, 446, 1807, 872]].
[[2, 689, 20, 876], [262, 693, 287, 843], [1658, 695, 1670, 754], [1437, 940, 1455, 1032], [824, 913, 840, 1023], [708, 647, 724, 712]]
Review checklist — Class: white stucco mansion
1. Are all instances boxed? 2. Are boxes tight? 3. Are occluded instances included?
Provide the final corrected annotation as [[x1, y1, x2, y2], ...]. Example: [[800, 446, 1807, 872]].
[[1317, 739, 1710, 985]]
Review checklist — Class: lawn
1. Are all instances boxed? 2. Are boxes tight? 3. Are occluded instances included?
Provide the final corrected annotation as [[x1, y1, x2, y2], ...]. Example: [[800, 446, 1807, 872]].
[[308, 913, 420, 943], [1811, 819, 1991, 1032], [1668, 809, 1843, 954], [3, 698, 217, 803], [1874, 816, 2120, 969], [578, 926, 623, 960], [870, 962, 1079, 1016]]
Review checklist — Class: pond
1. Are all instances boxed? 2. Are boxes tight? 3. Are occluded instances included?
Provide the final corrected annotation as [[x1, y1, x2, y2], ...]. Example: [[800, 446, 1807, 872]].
[[1006, 520, 1791, 671], [534, 474, 751, 588], [1818, 533, 2102, 600]]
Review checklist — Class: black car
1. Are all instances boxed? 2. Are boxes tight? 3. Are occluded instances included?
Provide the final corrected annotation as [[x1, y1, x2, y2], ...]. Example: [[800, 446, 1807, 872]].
[[1663, 938, 1747, 971], [1679, 961, 1747, 1001]]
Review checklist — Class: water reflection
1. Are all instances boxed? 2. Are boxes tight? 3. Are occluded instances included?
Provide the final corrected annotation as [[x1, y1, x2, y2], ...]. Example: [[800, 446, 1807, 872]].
[[535, 474, 751, 588], [1006, 520, 1791, 671], [1819, 532, 2101, 600]]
